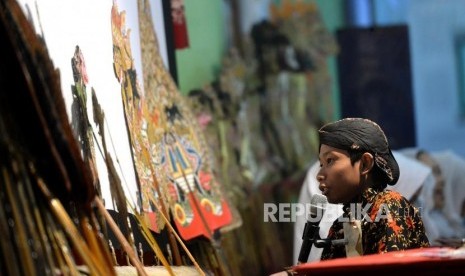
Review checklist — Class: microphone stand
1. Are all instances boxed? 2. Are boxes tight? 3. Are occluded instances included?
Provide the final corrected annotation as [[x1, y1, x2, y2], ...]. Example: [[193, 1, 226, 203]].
[[297, 220, 347, 264], [297, 220, 320, 264], [297, 195, 333, 264]]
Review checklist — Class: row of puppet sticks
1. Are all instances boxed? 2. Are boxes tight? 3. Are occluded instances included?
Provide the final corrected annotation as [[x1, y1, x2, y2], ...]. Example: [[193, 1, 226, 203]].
[[0, 0, 227, 275], [0, 143, 212, 276], [0, 137, 231, 275]]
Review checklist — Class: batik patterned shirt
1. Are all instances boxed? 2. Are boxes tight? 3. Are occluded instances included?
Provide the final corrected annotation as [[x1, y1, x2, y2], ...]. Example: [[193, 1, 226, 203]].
[[321, 187, 430, 260]]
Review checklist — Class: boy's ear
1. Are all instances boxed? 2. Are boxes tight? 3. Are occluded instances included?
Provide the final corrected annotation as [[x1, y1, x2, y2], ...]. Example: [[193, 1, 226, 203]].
[[360, 152, 374, 175]]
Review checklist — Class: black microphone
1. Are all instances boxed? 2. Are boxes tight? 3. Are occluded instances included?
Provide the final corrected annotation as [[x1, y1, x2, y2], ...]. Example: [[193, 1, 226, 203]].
[[297, 194, 327, 264]]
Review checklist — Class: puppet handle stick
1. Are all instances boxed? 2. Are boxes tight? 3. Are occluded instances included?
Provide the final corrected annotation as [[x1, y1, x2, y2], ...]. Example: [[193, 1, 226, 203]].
[[94, 197, 149, 276], [146, 193, 206, 276]]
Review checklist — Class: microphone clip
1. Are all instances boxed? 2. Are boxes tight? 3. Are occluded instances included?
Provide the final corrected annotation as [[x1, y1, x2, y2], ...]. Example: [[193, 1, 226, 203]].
[[313, 238, 347, 248]]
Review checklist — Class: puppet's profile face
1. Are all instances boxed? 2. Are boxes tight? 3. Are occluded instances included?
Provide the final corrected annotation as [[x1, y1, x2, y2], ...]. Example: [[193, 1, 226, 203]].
[[317, 144, 362, 204]]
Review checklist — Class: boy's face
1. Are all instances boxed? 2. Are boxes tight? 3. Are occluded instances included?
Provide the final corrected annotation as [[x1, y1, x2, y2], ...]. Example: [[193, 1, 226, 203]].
[[317, 144, 362, 204]]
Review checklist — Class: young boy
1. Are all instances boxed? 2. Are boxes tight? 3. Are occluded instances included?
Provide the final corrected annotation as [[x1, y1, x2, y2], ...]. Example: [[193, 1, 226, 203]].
[[317, 118, 429, 260]]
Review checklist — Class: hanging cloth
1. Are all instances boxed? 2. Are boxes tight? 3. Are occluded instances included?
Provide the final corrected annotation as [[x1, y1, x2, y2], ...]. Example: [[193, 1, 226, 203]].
[[171, 0, 189, 49]]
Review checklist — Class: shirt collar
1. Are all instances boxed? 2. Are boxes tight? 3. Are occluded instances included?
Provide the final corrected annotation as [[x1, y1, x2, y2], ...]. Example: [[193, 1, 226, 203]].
[[343, 186, 384, 212]]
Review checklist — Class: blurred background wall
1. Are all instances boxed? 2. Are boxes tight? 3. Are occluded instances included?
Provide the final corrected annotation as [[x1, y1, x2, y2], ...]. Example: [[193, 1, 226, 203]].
[[176, 0, 465, 158]]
